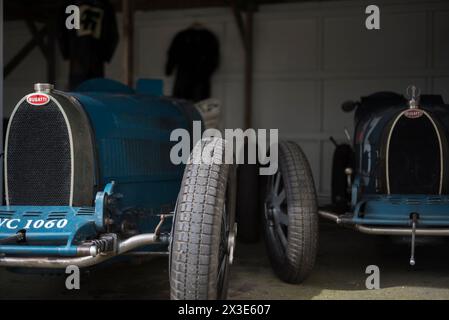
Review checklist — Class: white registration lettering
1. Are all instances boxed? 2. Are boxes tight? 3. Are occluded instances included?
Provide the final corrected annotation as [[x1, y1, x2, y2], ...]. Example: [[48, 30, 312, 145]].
[[0, 218, 69, 230], [6, 219, 20, 229], [45, 220, 56, 229], [24, 220, 33, 229], [57, 219, 69, 228], [0, 219, 8, 228], [33, 220, 45, 229]]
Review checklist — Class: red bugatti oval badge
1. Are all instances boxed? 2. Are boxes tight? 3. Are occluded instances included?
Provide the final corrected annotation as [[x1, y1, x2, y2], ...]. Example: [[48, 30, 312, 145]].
[[404, 109, 424, 119], [27, 93, 50, 106]]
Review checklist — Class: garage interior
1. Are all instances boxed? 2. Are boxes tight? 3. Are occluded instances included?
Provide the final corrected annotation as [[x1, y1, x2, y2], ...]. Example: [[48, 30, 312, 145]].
[[2, 0, 449, 300]]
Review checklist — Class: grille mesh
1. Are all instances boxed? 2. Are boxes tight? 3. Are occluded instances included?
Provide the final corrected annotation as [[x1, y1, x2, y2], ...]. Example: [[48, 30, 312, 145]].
[[388, 115, 440, 194], [6, 99, 72, 205]]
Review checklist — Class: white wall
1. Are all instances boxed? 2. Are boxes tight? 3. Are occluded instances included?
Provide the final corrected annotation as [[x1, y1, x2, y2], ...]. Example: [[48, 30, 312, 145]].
[[4, 0, 449, 202]]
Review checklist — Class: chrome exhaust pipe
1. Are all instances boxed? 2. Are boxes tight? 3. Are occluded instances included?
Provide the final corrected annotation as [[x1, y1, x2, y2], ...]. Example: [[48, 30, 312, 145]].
[[0, 233, 159, 269], [318, 210, 342, 223]]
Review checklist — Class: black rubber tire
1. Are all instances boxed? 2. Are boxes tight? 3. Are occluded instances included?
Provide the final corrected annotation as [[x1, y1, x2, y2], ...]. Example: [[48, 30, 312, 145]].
[[263, 141, 318, 284], [170, 137, 236, 300], [236, 163, 260, 243], [331, 144, 354, 213]]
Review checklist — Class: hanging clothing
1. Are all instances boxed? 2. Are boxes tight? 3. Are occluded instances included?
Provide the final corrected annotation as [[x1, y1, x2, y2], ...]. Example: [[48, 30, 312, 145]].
[[58, 0, 119, 89], [165, 27, 220, 102]]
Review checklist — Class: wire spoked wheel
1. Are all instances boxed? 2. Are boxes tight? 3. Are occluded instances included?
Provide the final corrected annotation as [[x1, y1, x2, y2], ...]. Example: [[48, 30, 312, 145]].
[[217, 199, 238, 298], [262, 141, 319, 284], [265, 171, 289, 251]]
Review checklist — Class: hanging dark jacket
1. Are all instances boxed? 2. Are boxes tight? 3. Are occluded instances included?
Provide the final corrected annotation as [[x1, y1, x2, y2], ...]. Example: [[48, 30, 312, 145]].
[[58, 0, 119, 89], [165, 27, 220, 102]]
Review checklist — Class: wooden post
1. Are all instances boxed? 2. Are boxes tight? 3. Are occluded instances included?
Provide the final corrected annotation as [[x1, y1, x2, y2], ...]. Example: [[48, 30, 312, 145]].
[[244, 9, 254, 130], [230, 0, 246, 49], [123, 0, 134, 87], [230, 1, 256, 130]]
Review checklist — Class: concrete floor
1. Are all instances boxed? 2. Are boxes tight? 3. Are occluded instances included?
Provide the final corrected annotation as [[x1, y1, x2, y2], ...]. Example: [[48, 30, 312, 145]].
[[2, 220, 449, 300]]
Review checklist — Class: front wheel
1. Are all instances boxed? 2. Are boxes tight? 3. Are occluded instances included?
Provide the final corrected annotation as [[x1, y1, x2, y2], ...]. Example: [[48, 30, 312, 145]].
[[170, 137, 237, 300], [263, 141, 319, 284]]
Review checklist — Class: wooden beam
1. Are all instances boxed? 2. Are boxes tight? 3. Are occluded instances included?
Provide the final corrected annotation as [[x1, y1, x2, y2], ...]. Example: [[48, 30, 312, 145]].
[[123, 0, 134, 87], [25, 19, 48, 57], [4, 26, 47, 78]]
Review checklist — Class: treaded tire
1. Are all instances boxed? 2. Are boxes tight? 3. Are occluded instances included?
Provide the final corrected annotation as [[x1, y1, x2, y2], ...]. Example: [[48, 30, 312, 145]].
[[170, 137, 236, 300], [263, 141, 318, 284]]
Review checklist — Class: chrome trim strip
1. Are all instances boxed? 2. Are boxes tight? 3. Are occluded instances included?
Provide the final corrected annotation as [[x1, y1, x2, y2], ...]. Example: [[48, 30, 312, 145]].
[[385, 110, 443, 195]]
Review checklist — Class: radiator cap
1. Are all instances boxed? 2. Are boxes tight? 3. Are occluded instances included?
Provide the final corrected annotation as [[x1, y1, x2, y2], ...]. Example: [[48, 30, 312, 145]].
[[34, 83, 54, 93]]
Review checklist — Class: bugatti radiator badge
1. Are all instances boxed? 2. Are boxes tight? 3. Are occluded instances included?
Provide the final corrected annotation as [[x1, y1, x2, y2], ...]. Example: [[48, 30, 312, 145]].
[[26, 93, 50, 106], [404, 109, 424, 119]]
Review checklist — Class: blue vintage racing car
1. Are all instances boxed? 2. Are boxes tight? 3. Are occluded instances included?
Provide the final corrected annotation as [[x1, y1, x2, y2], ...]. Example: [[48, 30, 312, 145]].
[[0, 79, 237, 300], [262, 86, 449, 283]]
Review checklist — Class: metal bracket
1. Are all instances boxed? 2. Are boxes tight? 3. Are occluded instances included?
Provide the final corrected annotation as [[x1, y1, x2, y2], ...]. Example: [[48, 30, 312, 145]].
[[410, 213, 419, 266], [94, 181, 117, 230]]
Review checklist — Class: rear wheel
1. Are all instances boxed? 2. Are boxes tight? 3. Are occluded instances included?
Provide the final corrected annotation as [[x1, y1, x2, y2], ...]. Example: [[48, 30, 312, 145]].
[[263, 141, 318, 284], [170, 137, 237, 300]]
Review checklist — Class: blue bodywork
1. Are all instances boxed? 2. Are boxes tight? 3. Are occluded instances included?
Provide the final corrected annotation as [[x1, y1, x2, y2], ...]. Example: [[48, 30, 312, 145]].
[[344, 92, 449, 229], [0, 182, 111, 257], [0, 79, 202, 260], [0, 206, 101, 256]]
